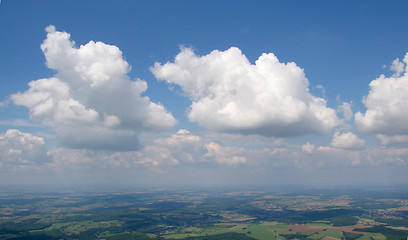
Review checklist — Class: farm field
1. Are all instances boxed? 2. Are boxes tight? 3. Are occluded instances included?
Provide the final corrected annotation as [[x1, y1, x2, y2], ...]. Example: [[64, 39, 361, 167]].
[[0, 186, 407, 239]]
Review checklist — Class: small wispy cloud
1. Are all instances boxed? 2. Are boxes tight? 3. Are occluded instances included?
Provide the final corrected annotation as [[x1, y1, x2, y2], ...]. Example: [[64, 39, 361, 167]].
[[0, 100, 8, 108], [0, 119, 46, 128]]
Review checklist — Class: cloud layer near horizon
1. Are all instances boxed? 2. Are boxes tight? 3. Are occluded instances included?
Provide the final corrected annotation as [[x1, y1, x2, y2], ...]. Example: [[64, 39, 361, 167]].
[[151, 47, 340, 137], [1, 127, 407, 187], [11, 26, 176, 150], [2, 128, 406, 171], [47, 129, 248, 169]]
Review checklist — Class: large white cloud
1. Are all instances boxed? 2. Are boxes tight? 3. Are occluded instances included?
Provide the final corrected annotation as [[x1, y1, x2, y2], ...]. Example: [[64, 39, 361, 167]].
[[151, 47, 339, 137], [0, 129, 50, 169], [11, 26, 176, 150], [355, 53, 408, 141]]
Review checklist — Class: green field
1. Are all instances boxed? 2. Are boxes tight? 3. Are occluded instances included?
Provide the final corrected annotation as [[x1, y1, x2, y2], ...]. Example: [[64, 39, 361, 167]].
[[0, 187, 407, 240]]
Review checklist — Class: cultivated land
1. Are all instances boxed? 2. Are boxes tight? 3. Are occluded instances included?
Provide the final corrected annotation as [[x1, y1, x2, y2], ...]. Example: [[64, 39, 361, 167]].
[[0, 186, 407, 239]]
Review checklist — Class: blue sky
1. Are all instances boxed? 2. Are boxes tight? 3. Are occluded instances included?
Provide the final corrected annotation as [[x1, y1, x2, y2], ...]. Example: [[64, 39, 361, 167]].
[[1, 0, 408, 187]]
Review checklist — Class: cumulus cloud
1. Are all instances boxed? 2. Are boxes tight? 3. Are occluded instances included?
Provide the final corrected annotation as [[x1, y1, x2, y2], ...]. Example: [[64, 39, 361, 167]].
[[138, 129, 203, 166], [203, 142, 247, 166], [391, 58, 405, 77], [151, 47, 339, 137], [355, 53, 408, 138], [330, 131, 365, 149], [203, 132, 285, 148], [302, 142, 315, 153], [0, 129, 50, 169], [11, 26, 176, 150]]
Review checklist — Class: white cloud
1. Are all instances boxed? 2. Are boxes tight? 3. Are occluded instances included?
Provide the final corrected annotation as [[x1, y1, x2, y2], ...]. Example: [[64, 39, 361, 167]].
[[355, 53, 408, 138], [302, 142, 315, 153], [138, 129, 204, 166], [0, 129, 50, 169], [151, 47, 339, 137], [203, 142, 247, 166], [377, 134, 408, 147], [330, 131, 365, 149], [203, 132, 285, 148], [138, 129, 247, 167], [11, 26, 176, 150], [391, 58, 405, 77], [337, 101, 353, 121]]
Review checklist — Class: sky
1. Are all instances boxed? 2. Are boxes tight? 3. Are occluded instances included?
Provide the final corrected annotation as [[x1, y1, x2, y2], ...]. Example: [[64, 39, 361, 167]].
[[1, 0, 408, 187]]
